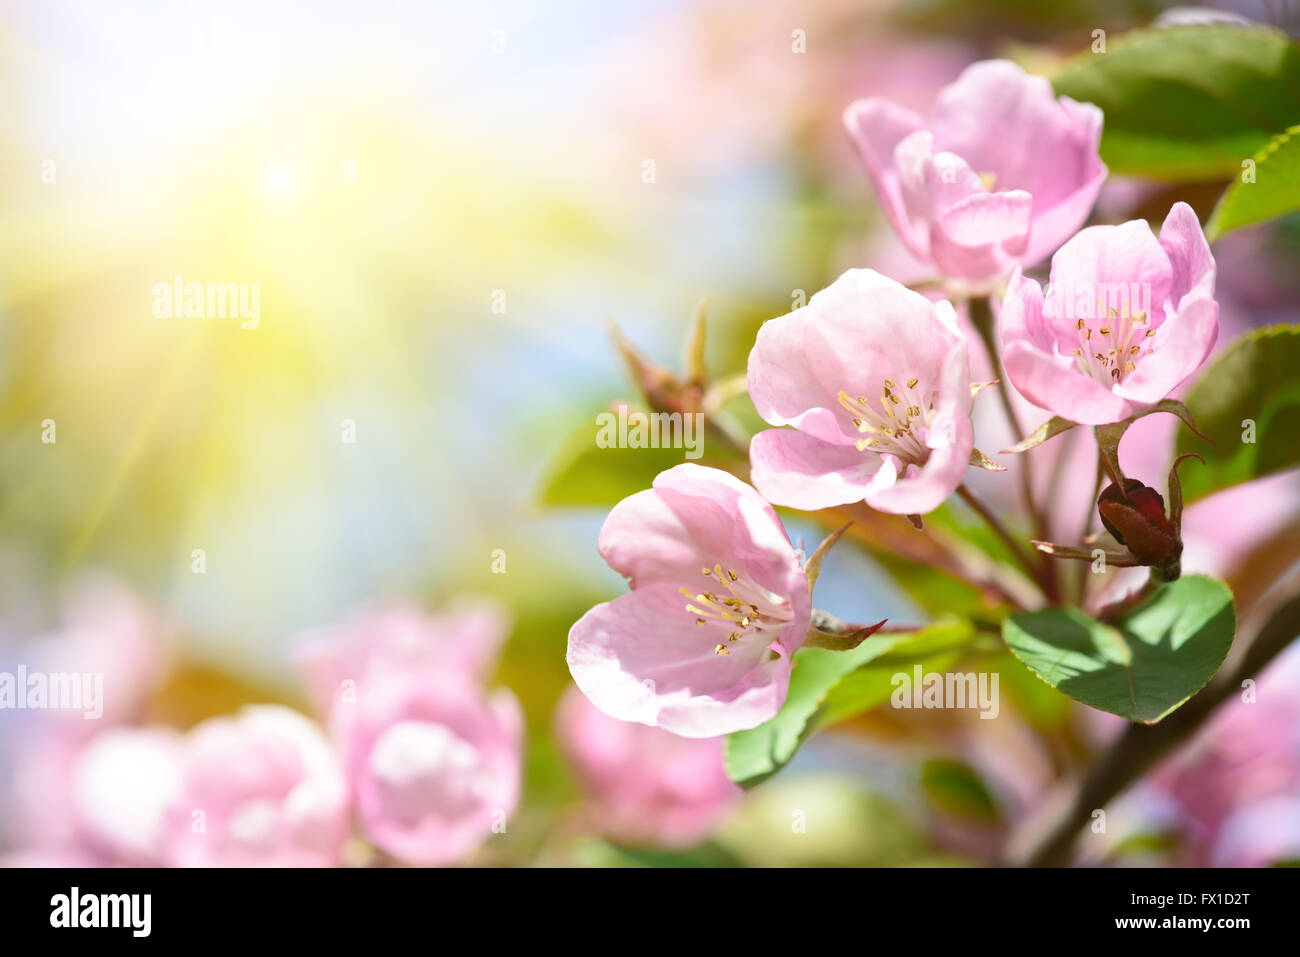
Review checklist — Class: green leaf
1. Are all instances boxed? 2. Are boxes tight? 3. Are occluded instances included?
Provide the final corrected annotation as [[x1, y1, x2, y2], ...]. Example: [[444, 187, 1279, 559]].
[[1207, 125, 1300, 238], [538, 419, 696, 506], [725, 622, 974, 788], [1176, 325, 1300, 501], [1051, 25, 1300, 181], [819, 622, 975, 726], [920, 759, 1000, 823], [994, 652, 1075, 731], [1002, 575, 1235, 723]]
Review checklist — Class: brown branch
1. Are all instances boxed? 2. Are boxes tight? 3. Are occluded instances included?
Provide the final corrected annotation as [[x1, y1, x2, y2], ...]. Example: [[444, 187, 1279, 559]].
[[1004, 584, 1300, 867], [966, 296, 1048, 546], [957, 484, 1059, 602]]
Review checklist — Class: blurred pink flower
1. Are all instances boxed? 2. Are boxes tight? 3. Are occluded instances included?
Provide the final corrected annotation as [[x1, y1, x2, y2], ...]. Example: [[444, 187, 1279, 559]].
[[1212, 796, 1300, 867], [6, 579, 174, 859], [72, 727, 183, 865], [1142, 648, 1300, 866], [845, 59, 1105, 286], [748, 269, 976, 514], [294, 598, 522, 865], [332, 670, 522, 866], [166, 706, 349, 868], [567, 464, 811, 738], [28, 577, 172, 732], [556, 686, 739, 846], [294, 599, 509, 715], [591, 0, 968, 183], [1000, 202, 1218, 425], [0, 849, 100, 868], [9, 725, 182, 866]]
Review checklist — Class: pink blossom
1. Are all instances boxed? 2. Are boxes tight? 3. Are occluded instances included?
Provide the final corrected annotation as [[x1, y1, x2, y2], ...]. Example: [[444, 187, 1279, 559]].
[[294, 599, 509, 715], [166, 706, 349, 868], [0, 849, 100, 868], [844, 59, 1105, 285], [1212, 796, 1300, 867], [7, 579, 173, 859], [747, 269, 976, 515], [73, 727, 184, 865], [331, 670, 522, 865], [1000, 202, 1218, 425], [1125, 647, 1300, 866], [29, 577, 172, 732], [567, 464, 811, 738], [11, 725, 184, 866], [556, 686, 740, 846]]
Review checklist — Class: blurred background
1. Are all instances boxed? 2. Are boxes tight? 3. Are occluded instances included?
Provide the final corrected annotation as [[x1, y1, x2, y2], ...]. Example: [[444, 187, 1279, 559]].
[[2, 0, 1299, 867]]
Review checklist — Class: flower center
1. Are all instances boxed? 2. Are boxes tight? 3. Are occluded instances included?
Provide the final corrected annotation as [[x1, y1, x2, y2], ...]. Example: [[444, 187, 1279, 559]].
[[369, 720, 492, 824], [837, 377, 934, 465], [1069, 306, 1156, 385], [679, 564, 790, 657]]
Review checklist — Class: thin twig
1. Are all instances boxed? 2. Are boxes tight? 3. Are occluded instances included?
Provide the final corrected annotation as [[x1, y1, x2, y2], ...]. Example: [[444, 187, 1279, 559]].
[[957, 484, 1054, 600], [967, 296, 1062, 606], [966, 297, 1046, 539], [1005, 585, 1300, 866], [1076, 451, 1106, 605], [819, 504, 1042, 612]]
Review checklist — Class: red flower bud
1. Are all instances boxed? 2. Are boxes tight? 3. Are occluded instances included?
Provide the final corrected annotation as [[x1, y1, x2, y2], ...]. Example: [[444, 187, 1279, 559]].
[[1097, 478, 1180, 567]]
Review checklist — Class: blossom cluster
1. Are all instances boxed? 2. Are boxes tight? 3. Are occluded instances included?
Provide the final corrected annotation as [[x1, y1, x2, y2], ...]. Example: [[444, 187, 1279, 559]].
[[568, 59, 1220, 738], [4, 583, 736, 866]]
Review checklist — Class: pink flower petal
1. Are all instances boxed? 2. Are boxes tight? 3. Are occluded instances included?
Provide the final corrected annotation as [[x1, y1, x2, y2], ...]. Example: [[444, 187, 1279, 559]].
[[1159, 200, 1217, 307], [1113, 296, 1219, 406], [843, 97, 928, 256], [567, 583, 794, 738], [749, 428, 884, 510]]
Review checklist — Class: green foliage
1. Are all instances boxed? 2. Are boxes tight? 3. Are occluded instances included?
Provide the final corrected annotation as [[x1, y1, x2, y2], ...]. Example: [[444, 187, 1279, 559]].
[[1208, 125, 1300, 237], [1176, 325, 1300, 502], [1052, 25, 1300, 181], [539, 419, 705, 506], [1002, 575, 1235, 723], [920, 759, 1000, 823], [725, 622, 974, 788]]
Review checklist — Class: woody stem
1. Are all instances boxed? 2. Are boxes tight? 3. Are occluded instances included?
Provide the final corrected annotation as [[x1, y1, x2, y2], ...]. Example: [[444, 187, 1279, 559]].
[[1076, 450, 1106, 604], [967, 296, 1057, 595], [1007, 587, 1300, 866], [957, 484, 1057, 600]]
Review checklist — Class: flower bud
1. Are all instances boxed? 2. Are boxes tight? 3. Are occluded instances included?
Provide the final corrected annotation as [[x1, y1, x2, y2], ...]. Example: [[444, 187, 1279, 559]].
[[1097, 478, 1180, 567]]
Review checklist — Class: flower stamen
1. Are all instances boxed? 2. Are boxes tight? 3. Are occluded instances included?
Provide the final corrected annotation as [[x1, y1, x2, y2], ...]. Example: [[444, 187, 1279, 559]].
[[837, 376, 934, 465], [681, 564, 792, 657]]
